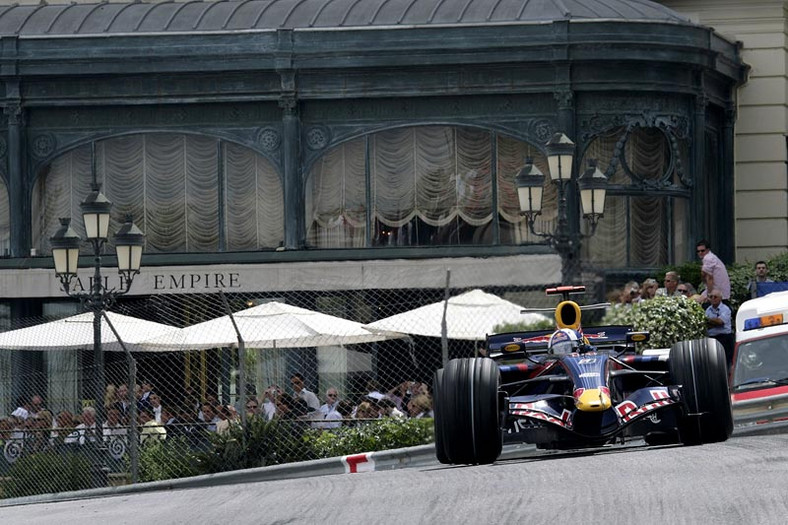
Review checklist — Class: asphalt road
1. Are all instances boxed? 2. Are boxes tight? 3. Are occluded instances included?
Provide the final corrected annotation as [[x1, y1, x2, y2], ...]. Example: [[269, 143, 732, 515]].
[[3, 434, 787, 525]]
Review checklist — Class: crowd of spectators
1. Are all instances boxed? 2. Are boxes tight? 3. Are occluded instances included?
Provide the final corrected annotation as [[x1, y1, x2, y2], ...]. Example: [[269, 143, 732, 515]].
[[0, 374, 434, 458]]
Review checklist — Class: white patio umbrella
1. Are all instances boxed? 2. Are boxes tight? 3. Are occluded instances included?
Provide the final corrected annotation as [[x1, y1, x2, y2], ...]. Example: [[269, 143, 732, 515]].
[[0, 311, 180, 352], [138, 301, 404, 351], [364, 289, 549, 341]]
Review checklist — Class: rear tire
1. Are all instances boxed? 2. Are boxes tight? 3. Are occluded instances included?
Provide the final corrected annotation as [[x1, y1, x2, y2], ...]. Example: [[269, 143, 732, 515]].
[[669, 338, 733, 445], [432, 368, 451, 464], [435, 357, 502, 464]]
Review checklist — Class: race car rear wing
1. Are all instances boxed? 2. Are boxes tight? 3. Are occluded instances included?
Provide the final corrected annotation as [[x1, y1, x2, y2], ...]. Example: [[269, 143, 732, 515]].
[[486, 325, 646, 356]]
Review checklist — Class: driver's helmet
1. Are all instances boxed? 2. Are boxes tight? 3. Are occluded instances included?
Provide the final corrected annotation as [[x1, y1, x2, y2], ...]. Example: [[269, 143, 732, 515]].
[[548, 328, 582, 355]]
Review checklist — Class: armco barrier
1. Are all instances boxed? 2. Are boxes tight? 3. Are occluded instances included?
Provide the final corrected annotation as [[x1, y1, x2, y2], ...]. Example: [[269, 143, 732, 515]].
[[0, 441, 538, 507]]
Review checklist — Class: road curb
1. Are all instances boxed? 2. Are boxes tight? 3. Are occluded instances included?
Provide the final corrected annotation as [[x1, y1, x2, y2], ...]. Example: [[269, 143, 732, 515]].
[[0, 444, 439, 507]]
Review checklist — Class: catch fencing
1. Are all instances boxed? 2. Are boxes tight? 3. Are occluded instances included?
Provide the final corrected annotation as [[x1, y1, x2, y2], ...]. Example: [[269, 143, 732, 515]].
[[0, 276, 603, 498]]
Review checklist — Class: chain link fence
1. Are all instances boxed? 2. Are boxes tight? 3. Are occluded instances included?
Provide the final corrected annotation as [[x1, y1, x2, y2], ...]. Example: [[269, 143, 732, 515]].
[[0, 275, 605, 498]]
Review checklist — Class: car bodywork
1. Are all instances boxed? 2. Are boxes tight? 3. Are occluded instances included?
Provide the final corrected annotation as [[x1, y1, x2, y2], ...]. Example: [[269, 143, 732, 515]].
[[731, 290, 788, 434], [433, 286, 733, 465]]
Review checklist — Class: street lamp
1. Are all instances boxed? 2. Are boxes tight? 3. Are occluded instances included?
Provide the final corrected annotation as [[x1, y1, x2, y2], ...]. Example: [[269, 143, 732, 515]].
[[50, 183, 145, 428], [515, 133, 609, 284]]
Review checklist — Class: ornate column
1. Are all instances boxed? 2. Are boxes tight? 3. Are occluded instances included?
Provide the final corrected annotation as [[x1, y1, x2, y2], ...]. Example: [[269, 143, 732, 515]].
[[720, 103, 736, 261], [691, 92, 708, 251], [280, 90, 302, 250], [4, 96, 27, 258], [276, 29, 303, 250]]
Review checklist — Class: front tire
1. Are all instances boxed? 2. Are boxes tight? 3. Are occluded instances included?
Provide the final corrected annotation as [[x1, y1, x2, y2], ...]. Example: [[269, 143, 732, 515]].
[[669, 338, 733, 445], [432, 368, 451, 464], [434, 357, 502, 464]]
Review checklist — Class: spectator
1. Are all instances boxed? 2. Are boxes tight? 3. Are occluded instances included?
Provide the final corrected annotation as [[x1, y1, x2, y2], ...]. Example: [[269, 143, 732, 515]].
[[387, 381, 412, 410], [676, 282, 696, 298], [245, 397, 261, 418], [354, 401, 380, 421], [51, 410, 77, 445], [290, 373, 320, 412], [139, 407, 166, 445], [113, 384, 132, 421], [619, 281, 641, 306], [103, 407, 127, 440], [378, 397, 406, 419], [656, 271, 681, 297], [29, 394, 46, 418], [313, 388, 342, 429], [748, 260, 774, 298], [407, 394, 433, 419], [149, 393, 163, 423], [640, 278, 659, 300], [274, 394, 309, 420], [199, 402, 220, 432], [705, 288, 734, 368], [11, 397, 30, 421], [697, 240, 731, 302], [366, 380, 386, 401], [74, 406, 99, 445], [216, 405, 240, 434], [26, 412, 53, 453], [262, 385, 282, 421], [137, 379, 155, 412], [104, 384, 117, 411]]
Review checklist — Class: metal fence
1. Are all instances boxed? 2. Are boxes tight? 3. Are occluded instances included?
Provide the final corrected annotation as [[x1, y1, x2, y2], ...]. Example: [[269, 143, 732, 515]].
[[0, 276, 599, 498]]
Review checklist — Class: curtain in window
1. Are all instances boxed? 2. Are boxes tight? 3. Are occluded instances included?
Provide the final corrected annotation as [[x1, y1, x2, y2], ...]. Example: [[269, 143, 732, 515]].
[[307, 126, 548, 248], [32, 134, 283, 254], [225, 141, 284, 251], [306, 138, 367, 248]]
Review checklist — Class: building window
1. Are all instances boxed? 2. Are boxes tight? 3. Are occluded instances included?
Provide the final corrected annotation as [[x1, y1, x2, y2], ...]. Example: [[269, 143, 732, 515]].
[[581, 126, 691, 268], [306, 125, 551, 248], [32, 133, 284, 254]]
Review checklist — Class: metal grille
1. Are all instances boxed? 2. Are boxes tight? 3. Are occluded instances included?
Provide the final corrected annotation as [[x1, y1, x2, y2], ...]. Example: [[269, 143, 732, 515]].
[[0, 279, 581, 498]]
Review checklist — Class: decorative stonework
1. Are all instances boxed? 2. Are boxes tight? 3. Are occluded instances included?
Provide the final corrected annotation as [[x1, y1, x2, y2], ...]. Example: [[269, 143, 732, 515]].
[[31, 133, 56, 159], [0, 136, 7, 159], [528, 118, 553, 143], [256, 127, 281, 152], [305, 126, 329, 151]]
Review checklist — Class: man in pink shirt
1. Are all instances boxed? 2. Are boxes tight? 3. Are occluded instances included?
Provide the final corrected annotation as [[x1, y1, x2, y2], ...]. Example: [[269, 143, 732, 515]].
[[696, 239, 730, 301]]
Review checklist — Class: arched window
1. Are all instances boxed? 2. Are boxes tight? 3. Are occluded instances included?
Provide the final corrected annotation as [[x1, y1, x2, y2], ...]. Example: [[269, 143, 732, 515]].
[[306, 125, 551, 248], [580, 126, 691, 268], [32, 133, 284, 254]]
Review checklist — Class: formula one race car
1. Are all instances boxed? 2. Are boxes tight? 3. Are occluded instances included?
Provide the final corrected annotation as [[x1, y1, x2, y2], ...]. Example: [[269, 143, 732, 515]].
[[432, 286, 733, 465]]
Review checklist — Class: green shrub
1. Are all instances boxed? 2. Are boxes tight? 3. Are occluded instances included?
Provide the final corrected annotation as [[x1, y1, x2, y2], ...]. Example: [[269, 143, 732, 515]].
[[193, 417, 312, 475], [137, 436, 201, 483], [305, 418, 434, 458], [601, 295, 706, 349], [3, 451, 93, 498]]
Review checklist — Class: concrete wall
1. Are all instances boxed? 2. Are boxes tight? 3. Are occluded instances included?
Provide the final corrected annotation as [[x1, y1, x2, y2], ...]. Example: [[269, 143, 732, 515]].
[[661, 0, 788, 262]]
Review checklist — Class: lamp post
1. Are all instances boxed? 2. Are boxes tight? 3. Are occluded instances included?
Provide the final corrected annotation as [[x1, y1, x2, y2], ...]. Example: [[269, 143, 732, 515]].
[[50, 183, 145, 428], [515, 132, 609, 285]]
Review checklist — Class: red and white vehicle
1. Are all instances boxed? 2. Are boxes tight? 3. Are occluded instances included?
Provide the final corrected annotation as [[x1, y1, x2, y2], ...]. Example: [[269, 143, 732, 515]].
[[731, 290, 788, 434]]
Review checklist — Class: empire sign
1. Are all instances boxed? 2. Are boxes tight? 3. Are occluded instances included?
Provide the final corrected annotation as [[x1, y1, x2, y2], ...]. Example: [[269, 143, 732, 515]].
[[152, 272, 241, 291]]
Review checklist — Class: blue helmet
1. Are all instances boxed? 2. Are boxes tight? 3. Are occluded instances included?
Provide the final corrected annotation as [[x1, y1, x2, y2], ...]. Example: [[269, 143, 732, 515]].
[[548, 328, 582, 355]]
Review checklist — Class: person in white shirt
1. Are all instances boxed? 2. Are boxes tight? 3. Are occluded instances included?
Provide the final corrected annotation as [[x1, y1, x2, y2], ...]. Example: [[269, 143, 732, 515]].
[[149, 393, 163, 423], [313, 388, 343, 429], [290, 373, 320, 412], [74, 406, 99, 445]]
